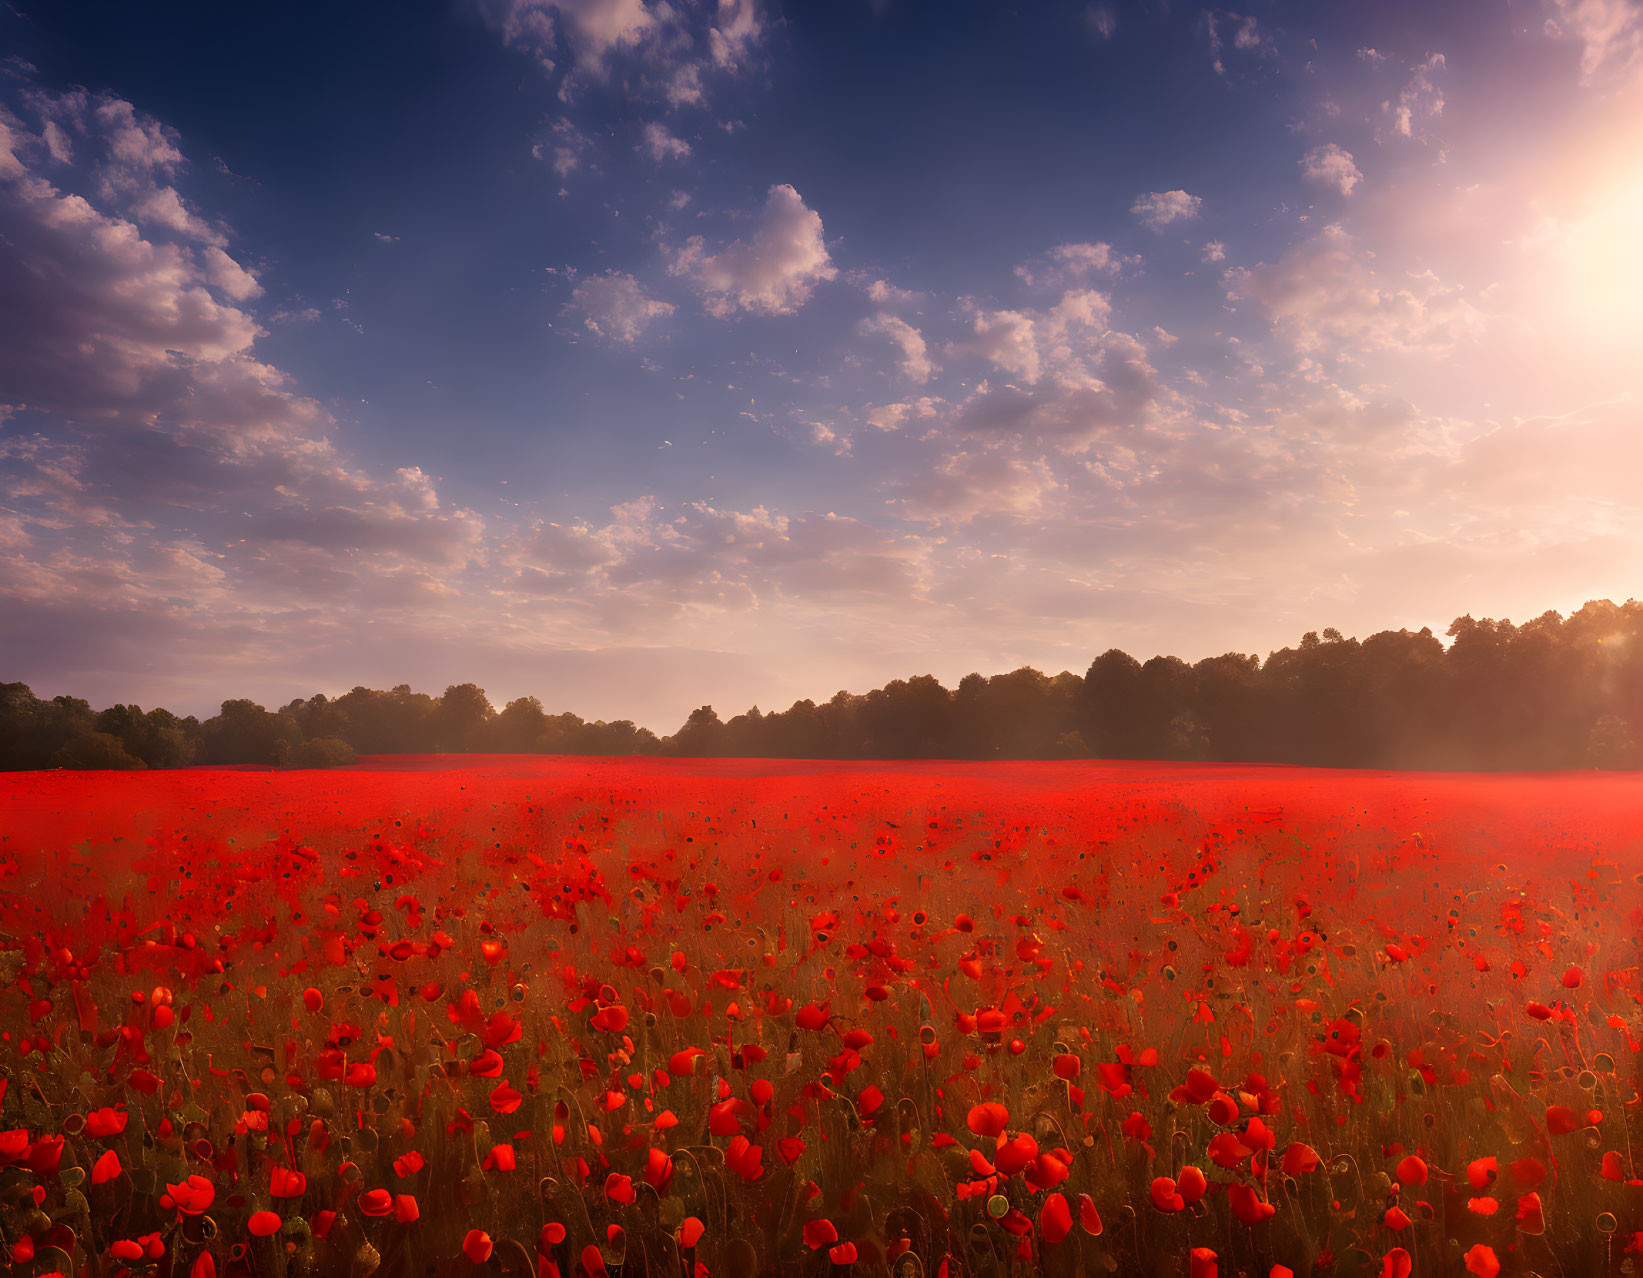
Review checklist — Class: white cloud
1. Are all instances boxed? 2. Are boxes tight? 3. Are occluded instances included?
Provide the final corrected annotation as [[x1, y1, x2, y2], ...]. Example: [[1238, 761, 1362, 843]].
[[567, 270, 676, 343], [481, 0, 655, 74], [1205, 11, 1271, 75], [1301, 143, 1363, 196], [639, 120, 691, 162], [503, 497, 928, 608], [866, 277, 922, 307], [863, 398, 942, 432], [534, 118, 592, 178], [666, 62, 706, 107], [1384, 53, 1446, 140], [969, 309, 1041, 383], [1015, 241, 1126, 288], [961, 289, 1114, 389], [668, 183, 837, 316], [1226, 223, 1486, 356], [1051, 241, 1120, 275], [478, 0, 766, 119], [894, 446, 1061, 524], [1131, 189, 1203, 230], [0, 174, 263, 417], [0, 115, 25, 178], [0, 90, 484, 622], [1545, 0, 1643, 84], [202, 246, 263, 301], [859, 313, 935, 383], [709, 0, 763, 71], [127, 184, 226, 246], [1202, 240, 1227, 263]]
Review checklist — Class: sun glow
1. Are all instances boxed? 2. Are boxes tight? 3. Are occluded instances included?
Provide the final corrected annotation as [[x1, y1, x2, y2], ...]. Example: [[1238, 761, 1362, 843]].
[[1559, 168, 1643, 343]]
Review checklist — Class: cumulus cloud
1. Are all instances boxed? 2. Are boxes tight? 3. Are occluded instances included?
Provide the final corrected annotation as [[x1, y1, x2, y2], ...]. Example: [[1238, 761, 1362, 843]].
[[567, 269, 676, 343], [1051, 241, 1120, 274], [478, 0, 765, 118], [1131, 189, 1202, 230], [202, 245, 263, 301], [960, 289, 1114, 389], [969, 309, 1041, 383], [1301, 143, 1363, 195], [0, 174, 263, 419], [1202, 239, 1227, 263], [1384, 53, 1446, 140], [533, 118, 592, 178], [859, 313, 934, 383], [1014, 241, 1127, 288], [893, 446, 1061, 524], [1206, 11, 1271, 74], [863, 398, 942, 432], [709, 0, 763, 71], [501, 497, 927, 609], [479, 0, 655, 75], [0, 89, 485, 624], [638, 120, 691, 162], [865, 277, 922, 307], [1226, 223, 1486, 356], [947, 366, 1156, 446], [1545, 0, 1643, 84], [668, 183, 836, 316]]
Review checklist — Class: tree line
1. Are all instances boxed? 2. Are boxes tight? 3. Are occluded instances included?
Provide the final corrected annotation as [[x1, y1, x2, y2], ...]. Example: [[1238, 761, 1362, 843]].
[[3, 598, 1640, 770]]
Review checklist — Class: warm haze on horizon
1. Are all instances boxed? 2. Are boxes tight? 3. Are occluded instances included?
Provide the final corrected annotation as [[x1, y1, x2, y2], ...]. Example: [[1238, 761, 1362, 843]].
[[1, 0, 1641, 731]]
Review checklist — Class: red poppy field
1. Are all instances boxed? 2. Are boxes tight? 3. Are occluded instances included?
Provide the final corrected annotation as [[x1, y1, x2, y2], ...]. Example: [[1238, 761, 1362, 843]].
[[2, 757, 1642, 1278]]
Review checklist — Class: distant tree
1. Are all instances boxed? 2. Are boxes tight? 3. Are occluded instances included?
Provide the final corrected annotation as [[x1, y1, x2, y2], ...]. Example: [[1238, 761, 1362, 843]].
[[671, 706, 728, 756], [52, 731, 146, 770], [1190, 653, 1262, 760], [96, 704, 196, 769], [283, 693, 352, 743], [7, 596, 1643, 770], [331, 685, 438, 754], [199, 700, 302, 765], [280, 737, 358, 769], [857, 676, 956, 758], [0, 683, 49, 770], [1135, 656, 1194, 759], [491, 696, 550, 752], [1081, 650, 1145, 757], [1262, 629, 1367, 766], [1357, 628, 1447, 768], [434, 683, 494, 752], [582, 719, 663, 755]]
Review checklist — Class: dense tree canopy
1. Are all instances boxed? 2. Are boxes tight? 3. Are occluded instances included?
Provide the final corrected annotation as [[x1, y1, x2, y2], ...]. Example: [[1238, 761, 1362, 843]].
[[3, 598, 1640, 769]]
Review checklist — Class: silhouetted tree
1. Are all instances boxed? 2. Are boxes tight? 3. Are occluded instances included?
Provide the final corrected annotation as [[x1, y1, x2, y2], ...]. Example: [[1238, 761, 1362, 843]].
[[434, 684, 494, 752], [53, 731, 146, 769], [199, 700, 302, 766], [6, 597, 1643, 769], [491, 696, 551, 752], [1081, 649, 1145, 758], [671, 706, 728, 757], [96, 704, 196, 769]]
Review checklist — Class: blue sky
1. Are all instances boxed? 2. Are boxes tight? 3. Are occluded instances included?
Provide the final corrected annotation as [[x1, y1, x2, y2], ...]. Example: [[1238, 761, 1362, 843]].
[[2, 0, 1640, 730]]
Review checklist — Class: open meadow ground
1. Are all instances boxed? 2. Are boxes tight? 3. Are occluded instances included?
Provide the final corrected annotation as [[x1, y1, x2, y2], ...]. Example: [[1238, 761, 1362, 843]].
[[2, 758, 1642, 1278]]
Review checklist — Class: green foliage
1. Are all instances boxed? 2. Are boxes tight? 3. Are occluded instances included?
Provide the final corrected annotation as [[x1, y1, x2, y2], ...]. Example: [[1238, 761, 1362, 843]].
[[51, 730, 147, 770], [279, 737, 358, 769]]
